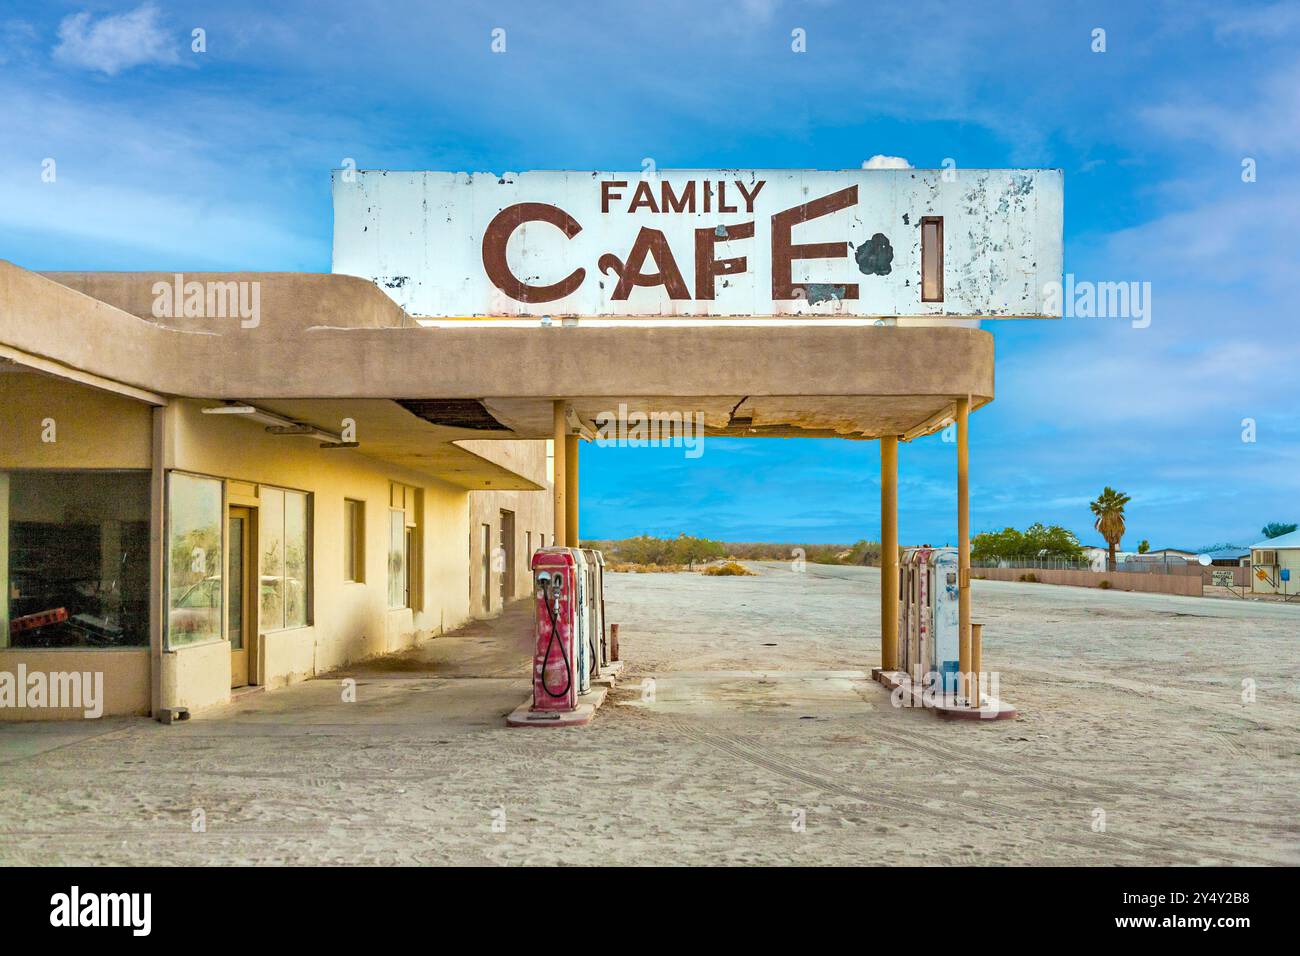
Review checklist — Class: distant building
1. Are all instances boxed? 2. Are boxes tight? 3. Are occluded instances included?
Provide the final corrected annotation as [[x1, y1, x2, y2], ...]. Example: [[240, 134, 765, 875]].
[[1081, 545, 1133, 571], [1200, 546, 1250, 568], [1250, 530, 1300, 596], [1137, 548, 1196, 562]]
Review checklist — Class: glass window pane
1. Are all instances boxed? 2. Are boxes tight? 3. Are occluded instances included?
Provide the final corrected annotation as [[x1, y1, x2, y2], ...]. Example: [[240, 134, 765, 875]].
[[284, 491, 308, 628], [167, 473, 223, 648], [344, 499, 363, 583], [5, 470, 151, 649], [260, 488, 285, 631], [388, 510, 405, 608]]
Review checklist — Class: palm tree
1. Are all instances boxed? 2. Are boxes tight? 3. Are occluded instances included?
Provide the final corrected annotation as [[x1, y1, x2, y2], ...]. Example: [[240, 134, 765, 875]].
[[1090, 487, 1131, 572]]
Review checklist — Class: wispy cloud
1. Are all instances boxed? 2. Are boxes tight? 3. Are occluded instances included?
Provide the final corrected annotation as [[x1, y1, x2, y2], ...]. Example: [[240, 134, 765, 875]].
[[53, 3, 179, 76]]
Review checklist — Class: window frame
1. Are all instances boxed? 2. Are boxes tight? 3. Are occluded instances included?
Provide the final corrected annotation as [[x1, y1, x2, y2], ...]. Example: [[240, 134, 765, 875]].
[[921, 215, 944, 303], [259, 485, 313, 632]]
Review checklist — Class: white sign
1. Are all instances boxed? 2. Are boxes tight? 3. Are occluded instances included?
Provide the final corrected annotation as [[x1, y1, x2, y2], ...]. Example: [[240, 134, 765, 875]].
[[332, 169, 1062, 319], [1211, 570, 1235, 588]]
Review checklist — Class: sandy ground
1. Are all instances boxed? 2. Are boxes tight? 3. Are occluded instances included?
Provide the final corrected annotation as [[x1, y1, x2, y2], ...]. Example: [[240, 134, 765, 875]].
[[1, 563, 1297, 866]]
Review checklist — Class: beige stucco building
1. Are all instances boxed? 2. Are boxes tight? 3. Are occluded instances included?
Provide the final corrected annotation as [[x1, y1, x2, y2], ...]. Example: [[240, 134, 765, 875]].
[[0, 268, 555, 719], [0, 167, 1059, 721], [0, 259, 993, 720]]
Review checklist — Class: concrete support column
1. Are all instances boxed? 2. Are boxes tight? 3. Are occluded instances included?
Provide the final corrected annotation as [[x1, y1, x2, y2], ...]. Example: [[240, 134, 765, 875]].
[[956, 397, 972, 701], [880, 435, 899, 672], [552, 401, 567, 548], [565, 433, 579, 548]]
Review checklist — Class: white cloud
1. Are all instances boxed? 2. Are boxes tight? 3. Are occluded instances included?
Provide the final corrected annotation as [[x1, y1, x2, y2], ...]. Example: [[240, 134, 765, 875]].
[[861, 155, 912, 169], [53, 3, 178, 76]]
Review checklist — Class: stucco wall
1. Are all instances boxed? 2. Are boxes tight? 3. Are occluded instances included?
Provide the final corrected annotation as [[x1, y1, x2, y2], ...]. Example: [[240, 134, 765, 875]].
[[163, 400, 477, 709], [160, 403, 552, 710], [0, 648, 150, 719], [468, 481, 554, 619], [1, 376, 552, 720], [0, 371, 151, 469]]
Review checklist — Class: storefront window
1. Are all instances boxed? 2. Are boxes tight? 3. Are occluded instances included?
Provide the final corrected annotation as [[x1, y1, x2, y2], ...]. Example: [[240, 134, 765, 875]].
[[284, 491, 308, 628], [260, 487, 310, 630], [167, 472, 223, 648], [3, 470, 151, 649]]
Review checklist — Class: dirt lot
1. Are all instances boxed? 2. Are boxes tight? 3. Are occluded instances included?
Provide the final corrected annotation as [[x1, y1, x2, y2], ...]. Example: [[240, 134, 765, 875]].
[[1, 563, 1296, 865]]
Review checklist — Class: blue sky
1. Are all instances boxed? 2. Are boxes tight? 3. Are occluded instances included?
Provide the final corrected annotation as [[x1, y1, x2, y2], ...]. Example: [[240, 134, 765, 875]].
[[2, 0, 1297, 549]]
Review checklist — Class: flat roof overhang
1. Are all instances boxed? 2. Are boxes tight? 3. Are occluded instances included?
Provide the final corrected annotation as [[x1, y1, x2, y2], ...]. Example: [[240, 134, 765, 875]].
[[4, 264, 993, 444]]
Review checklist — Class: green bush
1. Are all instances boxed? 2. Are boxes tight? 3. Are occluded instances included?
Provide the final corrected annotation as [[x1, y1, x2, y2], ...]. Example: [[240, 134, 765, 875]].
[[1098, 579, 1112, 590], [973, 523, 1084, 562]]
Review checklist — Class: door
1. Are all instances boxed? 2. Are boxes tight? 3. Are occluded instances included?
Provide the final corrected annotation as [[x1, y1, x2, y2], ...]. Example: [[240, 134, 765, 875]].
[[499, 510, 515, 605], [480, 523, 492, 613], [228, 507, 255, 688]]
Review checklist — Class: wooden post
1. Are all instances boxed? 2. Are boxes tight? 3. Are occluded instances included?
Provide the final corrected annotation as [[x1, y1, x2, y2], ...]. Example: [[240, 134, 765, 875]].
[[956, 397, 971, 703], [565, 433, 579, 548], [552, 401, 567, 548], [970, 622, 983, 709], [880, 435, 899, 672]]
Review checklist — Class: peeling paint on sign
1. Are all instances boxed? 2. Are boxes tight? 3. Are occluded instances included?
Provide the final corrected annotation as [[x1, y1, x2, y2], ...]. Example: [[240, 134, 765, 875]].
[[855, 233, 894, 276], [331, 169, 1063, 318]]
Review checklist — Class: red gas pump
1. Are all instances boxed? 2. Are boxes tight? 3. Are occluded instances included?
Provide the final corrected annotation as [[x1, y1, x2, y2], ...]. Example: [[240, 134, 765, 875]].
[[507, 548, 597, 727]]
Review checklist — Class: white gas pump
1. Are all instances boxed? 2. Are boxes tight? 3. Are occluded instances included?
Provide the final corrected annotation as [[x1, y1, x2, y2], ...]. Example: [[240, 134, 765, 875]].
[[571, 548, 592, 695], [899, 547, 960, 694], [580, 548, 607, 670]]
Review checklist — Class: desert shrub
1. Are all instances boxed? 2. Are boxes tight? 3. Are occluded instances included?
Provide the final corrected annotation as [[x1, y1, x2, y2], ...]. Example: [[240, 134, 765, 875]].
[[1098, 579, 1112, 589], [607, 562, 686, 574], [1018, 572, 1038, 583], [703, 561, 755, 576]]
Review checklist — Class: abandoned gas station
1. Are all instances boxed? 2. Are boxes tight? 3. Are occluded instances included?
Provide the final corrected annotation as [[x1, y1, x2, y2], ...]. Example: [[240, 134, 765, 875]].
[[0, 168, 1062, 721]]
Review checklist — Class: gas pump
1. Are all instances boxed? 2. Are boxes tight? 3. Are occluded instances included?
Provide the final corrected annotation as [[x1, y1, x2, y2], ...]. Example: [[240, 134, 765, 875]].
[[899, 547, 960, 694], [580, 547, 607, 671], [571, 548, 592, 695], [525, 548, 579, 714], [508, 546, 615, 727]]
